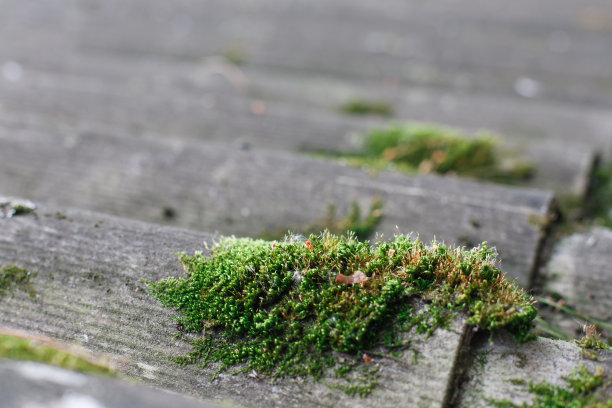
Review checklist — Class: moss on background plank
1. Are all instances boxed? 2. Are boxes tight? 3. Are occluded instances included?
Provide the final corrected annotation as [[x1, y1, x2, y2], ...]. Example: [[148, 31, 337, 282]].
[[0, 265, 36, 299], [588, 159, 612, 228], [261, 198, 383, 241], [148, 232, 536, 396], [319, 122, 535, 184], [0, 333, 114, 376], [339, 99, 394, 117]]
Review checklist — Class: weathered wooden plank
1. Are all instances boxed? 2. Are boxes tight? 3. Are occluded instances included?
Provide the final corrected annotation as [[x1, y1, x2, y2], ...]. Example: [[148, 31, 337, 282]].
[[455, 332, 612, 407], [2, 0, 611, 106], [544, 227, 612, 338], [0, 64, 601, 196], [0, 360, 222, 408], [0, 126, 554, 286], [0, 201, 472, 408], [1, 4, 611, 155]]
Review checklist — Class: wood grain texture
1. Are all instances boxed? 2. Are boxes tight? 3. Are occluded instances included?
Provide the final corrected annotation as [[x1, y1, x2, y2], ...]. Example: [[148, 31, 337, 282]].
[[455, 332, 612, 407], [2, 0, 611, 107], [544, 227, 612, 338], [0, 126, 554, 286], [0, 60, 601, 196], [0, 202, 472, 408]]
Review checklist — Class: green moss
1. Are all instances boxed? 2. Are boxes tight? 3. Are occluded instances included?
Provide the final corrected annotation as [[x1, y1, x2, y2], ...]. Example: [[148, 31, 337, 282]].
[[574, 323, 612, 360], [492, 364, 612, 407], [220, 45, 248, 66], [0, 199, 36, 218], [587, 159, 612, 228], [0, 334, 114, 376], [533, 296, 612, 343], [148, 233, 536, 395], [320, 122, 534, 184], [262, 199, 383, 241], [0, 265, 36, 299], [339, 100, 394, 117]]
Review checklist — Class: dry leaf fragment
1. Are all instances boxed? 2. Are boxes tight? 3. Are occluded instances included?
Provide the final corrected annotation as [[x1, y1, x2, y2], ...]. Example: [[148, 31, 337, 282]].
[[335, 271, 369, 285]]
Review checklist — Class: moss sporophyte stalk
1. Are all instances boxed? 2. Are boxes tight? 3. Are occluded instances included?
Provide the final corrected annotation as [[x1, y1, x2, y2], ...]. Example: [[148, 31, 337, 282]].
[[148, 233, 536, 396]]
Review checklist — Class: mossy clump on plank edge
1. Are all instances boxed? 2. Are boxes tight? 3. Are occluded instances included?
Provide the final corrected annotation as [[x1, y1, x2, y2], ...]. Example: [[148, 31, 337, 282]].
[[148, 233, 536, 395]]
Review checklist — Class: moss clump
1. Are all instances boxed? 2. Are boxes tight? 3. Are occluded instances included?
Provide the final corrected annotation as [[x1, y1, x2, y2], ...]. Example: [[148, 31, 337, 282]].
[[339, 99, 394, 117], [575, 323, 612, 360], [492, 364, 612, 408], [0, 265, 36, 299], [324, 122, 534, 183], [262, 199, 383, 241], [0, 334, 114, 376], [220, 45, 248, 66], [149, 233, 536, 394]]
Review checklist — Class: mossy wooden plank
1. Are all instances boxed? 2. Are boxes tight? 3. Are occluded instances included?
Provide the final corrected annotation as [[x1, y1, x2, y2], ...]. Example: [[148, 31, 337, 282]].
[[544, 228, 612, 340], [0, 127, 553, 286], [0, 203, 472, 407], [0, 49, 603, 195], [0, 361, 223, 408], [455, 332, 612, 407]]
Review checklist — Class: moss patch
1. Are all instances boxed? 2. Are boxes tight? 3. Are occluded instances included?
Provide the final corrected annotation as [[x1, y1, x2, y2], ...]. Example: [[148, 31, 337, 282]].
[[148, 233, 536, 395], [320, 122, 534, 184], [261, 199, 383, 241], [339, 99, 394, 117], [587, 159, 612, 228], [0, 265, 36, 299], [574, 323, 612, 360], [492, 364, 612, 407], [0, 333, 114, 376], [0, 199, 36, 218], [220, 44, 248, 66]]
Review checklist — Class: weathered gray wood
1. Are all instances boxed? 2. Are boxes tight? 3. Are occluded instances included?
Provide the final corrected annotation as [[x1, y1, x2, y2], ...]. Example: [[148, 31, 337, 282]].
[[2, 19, 610, 156], [2, 0, 611, 107], [0, 63, 600, 196], [0, 201, 472, 408], [0, 360, 223, 408], [455, 332, 612, 407], [544, 227, 612, 338], [0, 126, 554, 286]]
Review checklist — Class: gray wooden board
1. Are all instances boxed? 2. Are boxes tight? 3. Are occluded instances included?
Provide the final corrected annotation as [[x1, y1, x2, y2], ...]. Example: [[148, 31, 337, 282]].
[[455, 332, 612, 407], [544, 227, 612, 339], [2, 0, 612, 107], [1, 5, 611, 155], [0, 201, 472, 408], [0, 126, 554, 286], [0, 361, 223, 408], [0, 63, 600, 196], [2, 49, 610, 155]]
